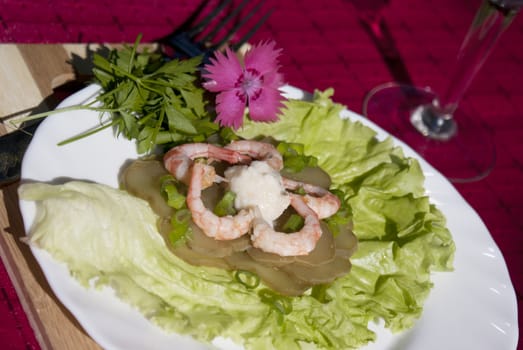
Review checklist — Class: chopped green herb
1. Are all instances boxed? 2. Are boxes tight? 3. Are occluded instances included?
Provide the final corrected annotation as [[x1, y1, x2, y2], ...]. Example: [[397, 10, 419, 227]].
[[234, 270, 260, 289], [324, 190, 352, 237], [277, 141, 318, 173], [160, 175, 186, 210], [213, 191, 237, 217], [310, 283, 332, 303], [169, 208, 192, 246], [281, 213, 304, 232], [258, 289, 293, 325], [219, 127, 241, 143]]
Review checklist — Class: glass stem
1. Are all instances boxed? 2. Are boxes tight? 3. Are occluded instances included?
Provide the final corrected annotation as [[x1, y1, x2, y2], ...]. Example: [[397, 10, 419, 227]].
[[411, 0, 519, 140], [437, 0, 518, 115]]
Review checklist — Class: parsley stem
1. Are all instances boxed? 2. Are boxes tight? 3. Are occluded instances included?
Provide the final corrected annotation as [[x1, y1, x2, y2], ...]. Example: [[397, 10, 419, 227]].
[[57, 118, 117, 146], [149, 108, 165, 151], [137, 112, 156, 126], [128, 34, 142, 74], [12, 101, 98, 126], [138, 82, 164, 97], [107, 63, 139, 81], [141, 78, 183, 89]]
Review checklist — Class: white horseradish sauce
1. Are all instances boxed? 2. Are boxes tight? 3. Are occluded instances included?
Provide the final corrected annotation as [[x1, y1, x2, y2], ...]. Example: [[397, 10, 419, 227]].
[[224, 161, 290, 225]]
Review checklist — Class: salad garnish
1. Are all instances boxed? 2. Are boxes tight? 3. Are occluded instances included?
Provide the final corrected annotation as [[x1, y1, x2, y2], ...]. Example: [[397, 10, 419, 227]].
[[202, 41, 285, 129]]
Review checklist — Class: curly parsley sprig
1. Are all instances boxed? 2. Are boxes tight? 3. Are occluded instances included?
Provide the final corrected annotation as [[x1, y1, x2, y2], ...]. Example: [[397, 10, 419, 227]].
[[18, 35, 220, 154], [91, 35, 220, 153]]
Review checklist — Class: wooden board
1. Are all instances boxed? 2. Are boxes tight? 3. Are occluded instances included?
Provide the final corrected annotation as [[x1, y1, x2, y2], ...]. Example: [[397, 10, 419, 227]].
[[0, 44, 103, 350]]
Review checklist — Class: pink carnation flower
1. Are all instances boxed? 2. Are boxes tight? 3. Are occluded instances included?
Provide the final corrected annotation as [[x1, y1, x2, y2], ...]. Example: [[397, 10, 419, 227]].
[[202, 41, 284, 129]]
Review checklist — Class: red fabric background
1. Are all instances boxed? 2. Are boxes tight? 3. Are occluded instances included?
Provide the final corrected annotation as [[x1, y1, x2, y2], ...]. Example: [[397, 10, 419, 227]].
[[1, 0, 521, 348]]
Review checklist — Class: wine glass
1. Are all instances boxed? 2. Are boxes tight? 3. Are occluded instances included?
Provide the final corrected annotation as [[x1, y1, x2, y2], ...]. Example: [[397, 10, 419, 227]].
[[362, 0, 522, 183]]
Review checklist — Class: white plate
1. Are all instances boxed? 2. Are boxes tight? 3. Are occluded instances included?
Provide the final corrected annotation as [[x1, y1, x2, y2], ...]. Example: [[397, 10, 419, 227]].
[[19, 85, 519, 350]]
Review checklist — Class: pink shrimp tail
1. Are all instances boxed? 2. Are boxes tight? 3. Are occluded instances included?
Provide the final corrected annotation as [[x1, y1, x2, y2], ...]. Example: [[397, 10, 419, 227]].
[[163, 143, 251, 183], [282, 178, 341, 219]]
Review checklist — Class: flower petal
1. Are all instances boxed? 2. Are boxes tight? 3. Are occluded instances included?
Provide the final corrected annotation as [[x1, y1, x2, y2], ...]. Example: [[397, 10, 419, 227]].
[[215, 89, 247, 129], [262, 70, 285, 90], [244, 41, 282, 76], [202, 47, 243, 92], [248, 87, 284, 123]]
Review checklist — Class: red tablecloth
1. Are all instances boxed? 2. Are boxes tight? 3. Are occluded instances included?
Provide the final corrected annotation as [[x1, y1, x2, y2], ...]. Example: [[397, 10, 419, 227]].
[[1, 0, 521, 348]]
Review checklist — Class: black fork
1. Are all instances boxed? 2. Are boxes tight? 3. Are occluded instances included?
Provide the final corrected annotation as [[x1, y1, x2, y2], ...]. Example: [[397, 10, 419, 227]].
[[159, 0, 273, 62]]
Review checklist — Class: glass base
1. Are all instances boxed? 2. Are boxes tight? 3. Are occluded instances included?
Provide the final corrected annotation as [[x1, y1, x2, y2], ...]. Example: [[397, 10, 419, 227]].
[[410, 104, 457, 140], [363, 83, 496, 183]]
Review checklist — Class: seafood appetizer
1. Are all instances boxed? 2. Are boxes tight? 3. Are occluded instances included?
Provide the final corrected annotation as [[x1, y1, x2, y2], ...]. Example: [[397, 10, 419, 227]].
[[18, 41, 455, 350]]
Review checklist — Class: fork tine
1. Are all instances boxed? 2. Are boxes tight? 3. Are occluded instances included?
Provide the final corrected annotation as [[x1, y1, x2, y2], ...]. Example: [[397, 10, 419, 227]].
[[187, 0, 234, 38], [170, 1, 208, 36], [230, 8, 274, 52], [213, 0, 268, 50], [159, 0, 228, 48], [199, 0, 251, 44], [160, 0, 272, 62]]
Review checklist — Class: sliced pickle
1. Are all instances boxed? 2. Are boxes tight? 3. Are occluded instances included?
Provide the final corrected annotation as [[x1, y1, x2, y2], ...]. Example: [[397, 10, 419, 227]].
[[246, 247, 295, 267], [121, 159, 172, 217], [200, 183, 222, 208], [158, 217, 174, 237], [333, 222, 358, 258], [282, 255, 352, 285], [186, 221, 251, 257], [281, 166, 331, 189], [225, 252, 311, 296], [171, 244, 230, 270], [293, 222, 336, 266]]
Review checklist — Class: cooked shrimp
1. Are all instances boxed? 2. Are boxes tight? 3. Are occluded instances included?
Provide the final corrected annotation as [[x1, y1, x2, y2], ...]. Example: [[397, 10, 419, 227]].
[[251, 194, 322, 256], [164, 143, 250, 184], [282, 178, 341, 219], [187, 162, 255, 240], [224, 140, 283, 170]]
